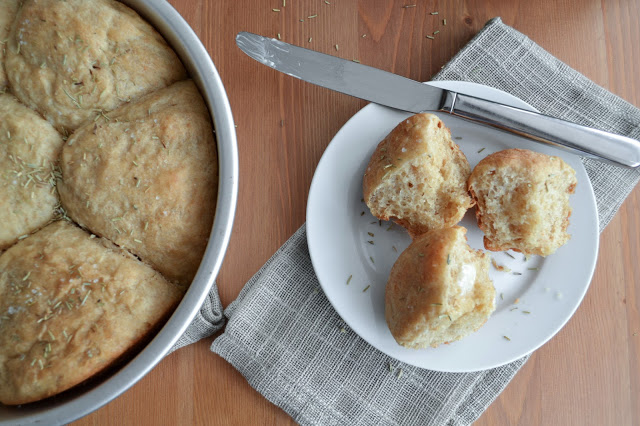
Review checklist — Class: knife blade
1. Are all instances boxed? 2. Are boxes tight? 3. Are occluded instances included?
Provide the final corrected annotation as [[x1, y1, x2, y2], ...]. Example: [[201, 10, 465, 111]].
[[236, 31, 640, 168]]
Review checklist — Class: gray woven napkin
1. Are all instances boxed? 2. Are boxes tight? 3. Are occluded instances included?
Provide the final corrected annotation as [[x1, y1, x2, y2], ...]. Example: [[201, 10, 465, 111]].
[[180, 17, 640, 425]]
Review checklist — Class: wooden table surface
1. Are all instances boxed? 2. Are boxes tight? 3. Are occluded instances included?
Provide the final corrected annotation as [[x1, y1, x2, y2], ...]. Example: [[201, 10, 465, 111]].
[[75, 1, 640, 425]]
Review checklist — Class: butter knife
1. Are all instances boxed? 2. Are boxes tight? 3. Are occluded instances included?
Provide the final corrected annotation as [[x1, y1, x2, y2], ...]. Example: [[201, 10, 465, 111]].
[[236, 31, 640, 168]]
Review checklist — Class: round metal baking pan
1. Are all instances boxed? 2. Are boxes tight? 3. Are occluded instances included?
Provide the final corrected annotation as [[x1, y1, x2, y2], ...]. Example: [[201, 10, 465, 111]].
[[0, 1, 238, 424]]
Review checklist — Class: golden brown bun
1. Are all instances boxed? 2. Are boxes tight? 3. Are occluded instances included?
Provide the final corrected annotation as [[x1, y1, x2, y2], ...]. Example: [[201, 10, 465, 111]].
[[5, 0, 186, 132], [385, 226, 495, 348], [0, 221, 184, 405], [0, 93, 63, 250], [468, 148, 577, 256], [363, 113, 474, 238], [0, 0, 19, 88], [58, 80, 217, 285]]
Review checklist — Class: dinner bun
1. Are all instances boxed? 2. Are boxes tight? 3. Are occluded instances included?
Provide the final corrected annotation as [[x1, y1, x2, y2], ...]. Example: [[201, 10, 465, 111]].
[[0, 93, 64, 251], [468, 148, 577, 256], [363, 113, 473, 238], [0, 221, 184, 405], [385, 226, 495, 348], [5, 0, 186, 132], [58, 80, 217, 285]]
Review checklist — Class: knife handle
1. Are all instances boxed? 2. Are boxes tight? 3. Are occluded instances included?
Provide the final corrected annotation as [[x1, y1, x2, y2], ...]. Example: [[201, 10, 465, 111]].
[[441, 92, 640, 168]]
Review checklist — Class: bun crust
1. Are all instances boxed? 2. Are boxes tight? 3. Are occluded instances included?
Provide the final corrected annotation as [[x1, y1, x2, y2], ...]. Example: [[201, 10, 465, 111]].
[[363, 113, 474, 238], [385, 226, 495, 348], [0, 0, 19, 88], [468, 148, 577, 256], [58, 81, 217, 285], [0, 93, 64, 251], [5, 0, 186, 132], [0, 221, 184, 405]]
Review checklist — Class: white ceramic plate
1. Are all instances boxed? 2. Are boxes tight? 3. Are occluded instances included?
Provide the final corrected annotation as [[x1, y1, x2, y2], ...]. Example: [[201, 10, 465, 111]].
[[306, 81, 599, 372]]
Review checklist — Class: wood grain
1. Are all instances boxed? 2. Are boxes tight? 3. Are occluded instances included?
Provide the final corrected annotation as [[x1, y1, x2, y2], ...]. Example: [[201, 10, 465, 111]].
[[72, 0, 640, 425]]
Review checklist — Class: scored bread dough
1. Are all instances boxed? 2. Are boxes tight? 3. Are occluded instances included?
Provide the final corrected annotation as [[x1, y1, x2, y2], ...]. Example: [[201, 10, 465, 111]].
[[5, 0, 186, 132], [0, 93, 64, 251], [0, 221, 184, 405], [363, 113, 474, 238], [58, 80, 218, 285]]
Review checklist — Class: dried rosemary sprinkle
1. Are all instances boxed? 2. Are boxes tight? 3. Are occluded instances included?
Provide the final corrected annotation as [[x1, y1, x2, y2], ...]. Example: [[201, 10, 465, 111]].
[[272, 8, 280, 12], [418, 252, 425, 257], [510, 307, 518, 311], [443, 19, 447, 25], [426, 35, 435, 40], [523, 311, 531, 314], [340, 327, 346, 333], [308, 37, 312, 43], [352, 59, 360, 63], [433, 30, 440, 35], [512, 272, 522, 276], [360, 211, 365, 216], [369, 256, 375, 264], [500, 293, 504, 300], [363, 285, 370, 292], [430, 11, 439, 15], [368, 232, 374, 237], [62, 87, 81, 108], [335, 44, 339, 51], [347, 275, 352, 285], [308, 14, 317, 18], [477, 147, 485, 153], [505, 252, 516, 259], [81, 290, 92, 306], [446, 254, 451, 265], [388, 362, 394, 372], [527, 267, 539, 271], [367, 240, 374, 245], [392, 245, 397, 252], [22, 271, 31, 281], [503, 335, 511, 341], [397, 368, 403, 378], [403, 4, 416, 8], [325, 0, 330, 4], [277, 33, 281, 40]]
